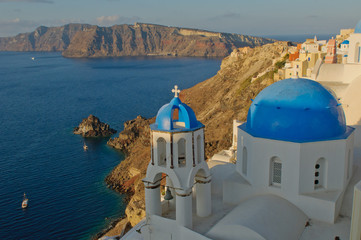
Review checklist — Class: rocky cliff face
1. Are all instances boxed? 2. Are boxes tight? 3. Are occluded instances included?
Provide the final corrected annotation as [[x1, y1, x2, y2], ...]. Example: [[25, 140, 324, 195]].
[[0, 24, 91, 51], [62, 23, 274, 57], [0, 23, 274, 58], [102, 41, 290, 236], [73, 114, 116, 137]]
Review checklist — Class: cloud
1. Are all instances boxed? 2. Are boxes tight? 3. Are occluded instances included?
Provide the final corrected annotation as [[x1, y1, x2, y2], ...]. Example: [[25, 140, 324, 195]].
[[96, 15, 119, 24], [0, 0, 53, 3], [96, 15, 141, 26], [9, 18, 20, 23]]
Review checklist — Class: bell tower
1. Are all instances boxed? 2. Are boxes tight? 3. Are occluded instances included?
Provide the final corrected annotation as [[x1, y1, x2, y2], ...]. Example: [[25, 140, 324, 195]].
[[143, 85, 211, 229]]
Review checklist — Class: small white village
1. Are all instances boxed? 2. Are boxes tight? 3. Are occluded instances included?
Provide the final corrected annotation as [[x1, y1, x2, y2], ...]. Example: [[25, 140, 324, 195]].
[[102, 20, 361, 240]]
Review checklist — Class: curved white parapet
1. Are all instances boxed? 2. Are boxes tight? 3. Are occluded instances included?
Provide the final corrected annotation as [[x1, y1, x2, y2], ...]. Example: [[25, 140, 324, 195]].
[[206, 194, 308, 240]]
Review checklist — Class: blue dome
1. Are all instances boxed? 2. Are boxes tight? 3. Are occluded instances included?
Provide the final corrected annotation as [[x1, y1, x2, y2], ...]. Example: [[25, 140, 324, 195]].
[[153, 97, 203, 132], [355, 20, 361, 34], [341, 40, 349, 45], [244, 78, 347, 142]]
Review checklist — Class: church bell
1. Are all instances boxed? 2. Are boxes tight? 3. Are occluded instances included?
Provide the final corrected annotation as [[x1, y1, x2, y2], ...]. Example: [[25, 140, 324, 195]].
[[164, 187, 173, 201]]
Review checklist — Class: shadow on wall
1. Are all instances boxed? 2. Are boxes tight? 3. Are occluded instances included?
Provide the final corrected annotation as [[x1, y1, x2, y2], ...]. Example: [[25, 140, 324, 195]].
[[352, 123, 361, 163]]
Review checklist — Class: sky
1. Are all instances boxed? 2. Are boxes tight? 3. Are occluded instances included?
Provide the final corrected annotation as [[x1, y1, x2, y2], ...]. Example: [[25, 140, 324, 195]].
[[0, 0, 360, 38]]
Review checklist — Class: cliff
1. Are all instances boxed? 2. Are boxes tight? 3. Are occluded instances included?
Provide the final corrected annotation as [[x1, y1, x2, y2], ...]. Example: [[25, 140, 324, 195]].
[[0, 23, 274, 58], [73, 114, 116, 137], [102, 41, 290, 236], [0, 24, 91, 51]]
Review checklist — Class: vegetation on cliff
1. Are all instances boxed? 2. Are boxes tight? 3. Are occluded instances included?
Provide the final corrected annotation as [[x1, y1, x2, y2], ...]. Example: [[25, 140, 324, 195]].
[[0, 23, 274, 58], [102, 41, 290, 236]]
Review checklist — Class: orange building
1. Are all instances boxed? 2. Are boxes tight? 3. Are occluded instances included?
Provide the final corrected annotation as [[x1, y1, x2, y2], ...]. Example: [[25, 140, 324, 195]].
[[289, 44, 302, 61], [325, 38, 337, 64]]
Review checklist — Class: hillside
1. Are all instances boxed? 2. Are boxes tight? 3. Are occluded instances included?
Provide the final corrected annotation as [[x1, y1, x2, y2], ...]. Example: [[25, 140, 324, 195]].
[[103, 41, 290, 236], [0, 23, 274, 57], [0, 24, 90, 52]]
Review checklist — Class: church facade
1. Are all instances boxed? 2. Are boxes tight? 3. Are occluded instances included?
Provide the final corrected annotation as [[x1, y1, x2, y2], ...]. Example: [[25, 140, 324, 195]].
[[234, 78, 354, 223]]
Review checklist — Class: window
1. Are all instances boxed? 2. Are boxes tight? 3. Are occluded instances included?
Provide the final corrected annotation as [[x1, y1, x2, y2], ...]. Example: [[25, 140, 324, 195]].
[[178, 138, 186, 167], [270, 157, 282, 186], [197, 135, 202, 164], [157, 138, 167, 166], [242, 147, 247, 176], [314, 158, 326, 189]]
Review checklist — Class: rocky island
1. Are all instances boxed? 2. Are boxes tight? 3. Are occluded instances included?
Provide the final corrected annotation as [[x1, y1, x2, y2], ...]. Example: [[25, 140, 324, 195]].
[[73, 114, 116, 137], [0, 23, 274, 58], [101, 41, 291, 237]]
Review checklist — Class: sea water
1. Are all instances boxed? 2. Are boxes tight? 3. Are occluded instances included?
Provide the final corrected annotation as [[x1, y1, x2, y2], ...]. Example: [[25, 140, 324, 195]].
[[0, 52, 221, 240]]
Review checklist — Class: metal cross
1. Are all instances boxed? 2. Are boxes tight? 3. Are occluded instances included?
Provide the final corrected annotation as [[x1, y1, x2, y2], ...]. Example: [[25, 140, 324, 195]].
[[172, 85, 181, 98]]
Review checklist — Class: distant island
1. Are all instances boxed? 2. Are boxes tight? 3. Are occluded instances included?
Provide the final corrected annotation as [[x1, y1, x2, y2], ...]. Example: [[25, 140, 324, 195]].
[[0, 23, 274, 58]]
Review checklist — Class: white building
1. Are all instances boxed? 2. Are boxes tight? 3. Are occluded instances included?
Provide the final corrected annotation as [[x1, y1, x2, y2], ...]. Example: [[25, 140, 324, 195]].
[[234, 78, 354, 223], [142, 85, 211, 230], [312, 21, 361, 126], [347, 20, 361, 64], [340, 40, 350, 54], [110, 79, 361, 240]]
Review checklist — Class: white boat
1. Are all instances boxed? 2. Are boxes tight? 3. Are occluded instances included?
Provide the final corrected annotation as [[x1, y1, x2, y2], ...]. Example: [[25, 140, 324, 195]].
[[83, 143, 88, 151], [22, 193, 28, 209], [31, 57, 35, 61]]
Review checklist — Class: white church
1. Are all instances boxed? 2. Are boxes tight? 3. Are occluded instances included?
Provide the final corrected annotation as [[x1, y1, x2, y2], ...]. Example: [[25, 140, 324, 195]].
[[104, 20, 361, 240]]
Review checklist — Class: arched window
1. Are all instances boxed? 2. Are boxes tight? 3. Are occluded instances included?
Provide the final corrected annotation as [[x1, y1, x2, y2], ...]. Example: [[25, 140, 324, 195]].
[[270, 157, 282, 187], [157, 138, 166, 167], [197, 135, 202, 164], [242, 147, 247, 176], [314, 158, 326, 189], [172, 108, 179, 121], [178, 138, 186, 167]]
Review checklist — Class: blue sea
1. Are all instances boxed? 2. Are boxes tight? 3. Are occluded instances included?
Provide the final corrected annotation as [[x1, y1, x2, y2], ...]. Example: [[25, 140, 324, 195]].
[[0, 52, 221, 240]]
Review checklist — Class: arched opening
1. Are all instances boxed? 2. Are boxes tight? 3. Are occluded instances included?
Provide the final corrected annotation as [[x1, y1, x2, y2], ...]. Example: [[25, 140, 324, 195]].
[[197, 135, 202, 164], [161, 174, 176, 218], [146, 172, 177, 219], [157, 137, 167, 167], [172, 108, 179, 121], [314, 158, 326, 189], [270, 156, 282, 187], [172, 108, 186, 128], [242, 146, 248, 176], [178, 138, 186, 167]]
